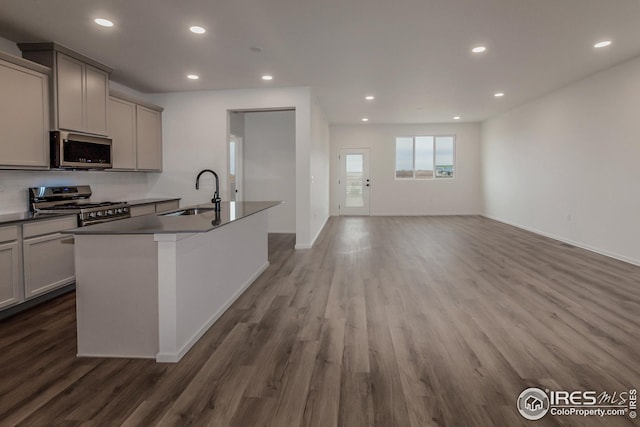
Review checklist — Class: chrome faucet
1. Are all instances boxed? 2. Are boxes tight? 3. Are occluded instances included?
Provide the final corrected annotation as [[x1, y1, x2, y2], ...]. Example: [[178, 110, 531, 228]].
[[195, 169, 221, 211]]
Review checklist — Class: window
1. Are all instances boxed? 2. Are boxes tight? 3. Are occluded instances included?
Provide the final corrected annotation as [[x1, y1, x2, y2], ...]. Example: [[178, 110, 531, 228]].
[[395, 135, 455, 179]]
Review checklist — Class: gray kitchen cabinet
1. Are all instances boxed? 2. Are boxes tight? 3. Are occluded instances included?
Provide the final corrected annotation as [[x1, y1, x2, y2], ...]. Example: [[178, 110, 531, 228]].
[[129, 200, 180, 217], [129, 204, 156, 217], [0, 52, 50, 170], [108, 96, 137, 170], [0, 226, 22, 309], [155, 200, 180, 213], [109, 91, 163, 172], [56, 53, 84, 132], [22, 216, 76, 299], [136, 105, 163, 171], [19, 42, 112, 136]]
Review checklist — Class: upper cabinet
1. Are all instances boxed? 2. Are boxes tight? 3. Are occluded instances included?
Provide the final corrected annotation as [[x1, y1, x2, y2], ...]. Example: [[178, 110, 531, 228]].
[[109, 91, 163, 171], [136, 105, 163, 171], [19, 42, 112, 137], [108, 96, 137, 170], [0, 52, 50, 170]]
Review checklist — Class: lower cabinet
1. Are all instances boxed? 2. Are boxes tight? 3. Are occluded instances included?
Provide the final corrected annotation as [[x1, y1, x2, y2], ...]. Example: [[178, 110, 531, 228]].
[[129, 204, 156, 217], [155, 200, 180, 213], [23, 232, 75, 299], [21, 216, 77, 300], [0, 225, 21, 309], [130, 200, 180, 217]]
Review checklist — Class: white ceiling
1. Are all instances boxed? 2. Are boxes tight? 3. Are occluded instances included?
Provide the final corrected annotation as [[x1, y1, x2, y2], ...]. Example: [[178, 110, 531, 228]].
[[1, 0, 640, 124]]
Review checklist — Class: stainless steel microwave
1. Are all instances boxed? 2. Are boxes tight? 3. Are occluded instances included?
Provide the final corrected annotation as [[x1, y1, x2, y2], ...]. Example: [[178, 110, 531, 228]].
[[50, 131, 113, 169]]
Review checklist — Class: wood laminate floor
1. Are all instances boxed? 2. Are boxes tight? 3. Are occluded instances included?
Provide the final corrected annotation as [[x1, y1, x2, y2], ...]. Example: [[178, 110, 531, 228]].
[[1, 216, 639, 427]]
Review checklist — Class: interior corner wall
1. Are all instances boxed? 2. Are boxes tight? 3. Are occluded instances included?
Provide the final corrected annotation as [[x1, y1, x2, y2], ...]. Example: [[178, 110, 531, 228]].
[[243, 110, 296, 233], [329, 123, 482, 216], [309, 96, 330, 245], [481, 55, 640, 266]]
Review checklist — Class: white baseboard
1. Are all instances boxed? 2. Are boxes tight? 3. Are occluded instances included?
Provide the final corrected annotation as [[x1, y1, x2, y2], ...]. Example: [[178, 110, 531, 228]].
[[77, 352, 155, 359], [482, 214, 640, 267], [155, 261, 270, 363]]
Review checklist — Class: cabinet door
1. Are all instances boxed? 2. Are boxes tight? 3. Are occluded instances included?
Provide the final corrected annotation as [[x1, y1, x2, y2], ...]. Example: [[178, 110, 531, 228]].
[[129, 204, 156, 217], [85, 65, 109, 136], [156, 200, 180, 213], [0, 58, 49, 169], [56, 52, 84, 132], [108, 97, 137, 170], [0, 241, 21, 309], [136, 105, 162, 171], [23, 233, 75, 299]]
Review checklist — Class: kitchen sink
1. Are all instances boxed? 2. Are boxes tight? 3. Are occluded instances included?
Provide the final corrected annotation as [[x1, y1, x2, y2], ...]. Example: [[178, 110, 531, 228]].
[[161, 207, 215, 216]]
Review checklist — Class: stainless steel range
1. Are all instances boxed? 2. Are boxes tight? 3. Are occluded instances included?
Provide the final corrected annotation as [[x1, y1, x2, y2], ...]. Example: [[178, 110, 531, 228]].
[[29, 185, 130, 226]]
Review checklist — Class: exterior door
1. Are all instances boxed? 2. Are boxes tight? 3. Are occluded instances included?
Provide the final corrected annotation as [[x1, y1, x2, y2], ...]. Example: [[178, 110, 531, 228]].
[[339, 148, 370, 215]]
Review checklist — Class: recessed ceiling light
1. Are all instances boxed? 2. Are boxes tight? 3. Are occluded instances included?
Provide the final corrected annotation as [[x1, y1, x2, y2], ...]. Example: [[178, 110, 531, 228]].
[[361, 118, 369, 122], [190, 26, 206, 34], [594, 40, 612, 48], [471, 46, 486, 53], [494, 92, 505, 97], [187, 74, 199, 80], [94, 18, 114, 27], [365, 95, 375, 101], [453, 116, 461, 120], [262, 75, 273, 81]]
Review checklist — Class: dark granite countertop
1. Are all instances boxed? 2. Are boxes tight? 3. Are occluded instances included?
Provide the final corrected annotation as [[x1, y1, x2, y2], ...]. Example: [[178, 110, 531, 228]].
[[125, 197, 181, 206], [64, 201, 282, 235], [0, 211, 77, 226]]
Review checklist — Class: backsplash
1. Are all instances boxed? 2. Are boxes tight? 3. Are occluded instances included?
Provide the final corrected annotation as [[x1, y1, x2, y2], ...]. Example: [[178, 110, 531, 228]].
[[0, 170, 151, 214]]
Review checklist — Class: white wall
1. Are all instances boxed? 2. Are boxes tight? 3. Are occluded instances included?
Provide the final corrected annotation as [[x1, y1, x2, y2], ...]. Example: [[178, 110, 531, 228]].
[[482, 55, 640, 266], [329, 123, 482, 216], [0, 37, 20, 56], [310, 95, 330, 243], [244, 110, 296, 233], [147, 86, 324, 248]]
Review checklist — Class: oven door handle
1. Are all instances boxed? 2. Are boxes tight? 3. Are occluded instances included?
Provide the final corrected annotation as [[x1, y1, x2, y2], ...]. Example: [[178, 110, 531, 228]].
[[81, 216, 129, 226]]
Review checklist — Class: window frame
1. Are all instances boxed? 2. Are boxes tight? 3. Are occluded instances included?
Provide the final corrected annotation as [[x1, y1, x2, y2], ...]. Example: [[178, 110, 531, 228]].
[[394, 134, 456, 180]]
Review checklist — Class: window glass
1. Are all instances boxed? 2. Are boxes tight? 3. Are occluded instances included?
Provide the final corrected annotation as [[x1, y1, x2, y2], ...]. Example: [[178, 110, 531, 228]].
[[395, 137, 414, 178], [435, 136, 454, 178], [415, 136, 434, 179], [395, 135, 455, 179]]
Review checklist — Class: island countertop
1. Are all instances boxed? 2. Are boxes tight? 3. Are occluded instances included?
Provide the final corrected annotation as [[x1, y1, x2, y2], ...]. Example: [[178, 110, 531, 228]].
[[64, 201, 281, 235]]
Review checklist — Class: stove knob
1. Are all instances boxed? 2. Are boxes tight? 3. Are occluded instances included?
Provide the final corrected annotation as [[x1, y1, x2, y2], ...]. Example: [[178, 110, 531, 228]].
[[96, 211, 103, 217], [107, 209, 114, 215], [89, 212, 97, 218]]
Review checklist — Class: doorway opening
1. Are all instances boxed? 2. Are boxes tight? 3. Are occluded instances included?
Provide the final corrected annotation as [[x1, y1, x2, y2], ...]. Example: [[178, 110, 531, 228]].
[[227, 109, 296, 238]]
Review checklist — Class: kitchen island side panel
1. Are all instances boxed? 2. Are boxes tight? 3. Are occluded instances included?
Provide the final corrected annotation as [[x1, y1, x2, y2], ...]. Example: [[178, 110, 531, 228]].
[[75, 234, 159, 358], [169, 210, 268, 361]]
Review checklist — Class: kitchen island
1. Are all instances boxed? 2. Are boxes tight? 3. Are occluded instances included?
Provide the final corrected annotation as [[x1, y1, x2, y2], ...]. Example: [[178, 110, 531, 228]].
[[64, 201, 281, 363]]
